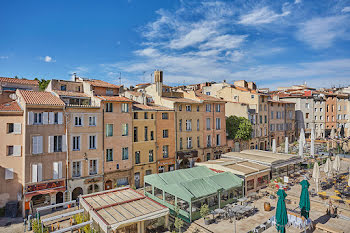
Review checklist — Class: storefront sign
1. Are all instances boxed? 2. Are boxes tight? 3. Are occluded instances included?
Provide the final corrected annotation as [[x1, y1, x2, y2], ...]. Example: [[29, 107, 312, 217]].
[[84, 177, 103, 184], [176, 150, 198, 159], [157, 159, 175, 166], [26, 180, 65, 193]]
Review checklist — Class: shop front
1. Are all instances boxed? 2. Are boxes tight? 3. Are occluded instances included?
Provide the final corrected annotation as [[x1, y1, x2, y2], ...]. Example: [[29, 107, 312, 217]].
[[157, 158, 176, 173], [68, 176, 103, 201], [104, 169, 132, 191], [176, 150, 198, 169]]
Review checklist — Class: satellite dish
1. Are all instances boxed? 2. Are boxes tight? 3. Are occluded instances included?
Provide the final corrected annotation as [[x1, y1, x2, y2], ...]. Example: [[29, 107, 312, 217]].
[[9, 93, 17, 100]]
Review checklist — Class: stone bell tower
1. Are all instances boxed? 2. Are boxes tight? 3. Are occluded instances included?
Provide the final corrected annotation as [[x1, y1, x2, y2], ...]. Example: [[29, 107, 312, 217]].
[[154, 70, 163, 97]]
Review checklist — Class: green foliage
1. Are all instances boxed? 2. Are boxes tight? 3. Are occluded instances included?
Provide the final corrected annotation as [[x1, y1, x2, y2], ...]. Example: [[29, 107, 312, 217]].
[[32, 219, 48, 233], [174, 217, 184, 233], [200, 204, 209, 219], [73, 213, 91, 233], [34, 78, 50, 91], [226, 116, 252, 141]]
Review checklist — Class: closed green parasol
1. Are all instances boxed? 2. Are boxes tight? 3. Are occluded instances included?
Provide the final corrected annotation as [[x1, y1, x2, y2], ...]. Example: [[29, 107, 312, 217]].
[[299, 179, 311, 219], [276, 188, 288, 233]]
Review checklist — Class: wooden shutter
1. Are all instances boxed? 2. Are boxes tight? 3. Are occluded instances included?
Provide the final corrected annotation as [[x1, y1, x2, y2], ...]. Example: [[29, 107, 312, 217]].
[[28, 112, 34, 125], [58, 112, 63, 124], [49, 112, 54, 124], [5, 168, 14, 180], [48, 136, 54, 153], [53, 162, 58, 179], [32, 164, 38, 182], [62, 135, 67, 152], [14, 123, 21, 134], [43, 112, 49, 124], [38, 163, 42, 182], [38, 136, 43, 154], [13, 145, 21, 156], [32, 137, 38, 154], [58, 161, 62, 179]]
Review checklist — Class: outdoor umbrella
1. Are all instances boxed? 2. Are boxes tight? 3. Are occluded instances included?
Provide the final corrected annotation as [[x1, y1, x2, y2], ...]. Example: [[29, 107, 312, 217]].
[[300, 128, 306, 145], [317, 126, 322, 139], [299, 138, 304, 159], [312, 162, 320, 193], [276, 188, 288, 233], [272, 139, 277, 153], [330, 128, 335, 139], [299, 178, 311, 219], [324, 158, 333, 177], [285, 137, 289, 154], [310, 128, 315, 158], [332, 155, 341, 174]]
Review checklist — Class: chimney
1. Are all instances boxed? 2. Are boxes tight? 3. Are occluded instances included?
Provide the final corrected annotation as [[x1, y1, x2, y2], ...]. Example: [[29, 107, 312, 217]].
[[248, 81, 257, 90], [154, 70, 163, 97]]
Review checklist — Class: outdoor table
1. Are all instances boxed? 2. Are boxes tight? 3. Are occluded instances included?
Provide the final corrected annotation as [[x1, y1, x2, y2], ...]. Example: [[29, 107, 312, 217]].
[[238, 197, 248, 205]]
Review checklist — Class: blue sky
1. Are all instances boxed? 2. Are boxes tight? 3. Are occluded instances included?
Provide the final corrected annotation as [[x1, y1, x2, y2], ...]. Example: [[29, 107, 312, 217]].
[[1, 0, 350, 89]]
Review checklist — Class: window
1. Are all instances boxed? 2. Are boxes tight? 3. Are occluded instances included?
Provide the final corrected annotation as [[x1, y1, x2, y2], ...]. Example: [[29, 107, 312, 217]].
[[53, 161, 62, 179], [32, 163, 42, 182], [89, 135, 96, 149], [144, 126, 148, 141], [320, 116, 323, 120], [163, 129, 169, 138], [306, 113, 309, 119], [162, 113, 168, 119], [7, 146, 14, 156], [134, 127, 138, 142], [106, 149, 113, 162], [187, 137, 192, 149], [144, 112, 148, 119], [122, 124, 128, 136], [207, 135, 211, 147], [251, 95, 255, 99], [320, 108, 323, 112], [216, 134, 221, 146], [122, 147, 129, 160], [89, 160, 97, 175], [206, 118, 211, 130], [32, 136, 43, 154], [121, 103, 129, 112], [186, 105, 191, 112], [216, 104, 220, 112], [315, 108, 317, 112], [206, 92, 210, 95], [75, 116, 82, 126], [106, 103, 113, 112], [146, 170, 152, 175], [179, 119, 182, 132], [34, 112, 43, 124], [7, 123, 14, 133], [54, 112, 59, 124], [179, 138, 183, 150], [271, 111, 274, 119], [197, 106, 199, 112], [265, 115, 267, 123], [106, 124, 113, 137], [106, 89, 113, 96], [150, 131, 154, 140], [186, 120, 192, 131], [135, 151, 140, 164], [53, 136, 63, 152], [259, 115, 262, 124], [72, 161, 81, 177], [60, 85, 66, 91], [134, 112, 138, 119], [206, 153, 211, 161], [197, 119, 200, 131], [197, 136, 200, 147], [72, 136, 80, 151], [151, 114, 154, 119], [206, 104, 211, 112], [149, 150, 154, 162], [178, 105, 182, 111], [89, 116, 96, 126], [305, 103, 310, 109], [216, 118, 221, 130], [163, 145, 169, 158]]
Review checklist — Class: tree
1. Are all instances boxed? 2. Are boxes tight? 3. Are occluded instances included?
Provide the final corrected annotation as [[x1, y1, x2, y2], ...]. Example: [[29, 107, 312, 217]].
[[226, 116, 252, 141], [34, 78, 50, 91], [174, 206, 184, 233], [200, 204, 209, 220]]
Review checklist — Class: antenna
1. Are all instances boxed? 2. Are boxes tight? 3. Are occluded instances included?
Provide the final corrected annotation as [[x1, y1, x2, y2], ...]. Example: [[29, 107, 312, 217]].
[[143, 71, 146, 83], [150, 72, 153, 83], [119, 72, 122, 86]]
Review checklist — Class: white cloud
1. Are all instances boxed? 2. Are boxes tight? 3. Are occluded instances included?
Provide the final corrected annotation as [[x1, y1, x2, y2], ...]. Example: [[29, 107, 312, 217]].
[[238, 7, 290, 25], [200, 35, 247, 50], [294, 0, 301, 4], [41, 55, 55, 63], [297, 15, 349, 49], [134, 47, 161, 57], [342, 7, 350, 13], [0, 56, 8, 59]]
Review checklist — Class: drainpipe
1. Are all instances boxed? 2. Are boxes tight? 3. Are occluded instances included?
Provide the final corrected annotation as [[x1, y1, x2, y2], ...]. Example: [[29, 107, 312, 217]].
[[102, 105, 105, 188], [175, 107, 178, 170], [64, 107, 69, 201]]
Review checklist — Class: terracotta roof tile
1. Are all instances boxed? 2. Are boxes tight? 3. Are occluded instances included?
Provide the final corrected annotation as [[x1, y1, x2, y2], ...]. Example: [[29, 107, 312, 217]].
[[0, 77, 39, 86], [97, 96, 133, 102], [195, 91, 225, 102], [0, 101, 22, 112], [162, 97, 201, 103], [86, 79, 121, 88], [19, 90, 65, 106], [53, 90, 89, 98]]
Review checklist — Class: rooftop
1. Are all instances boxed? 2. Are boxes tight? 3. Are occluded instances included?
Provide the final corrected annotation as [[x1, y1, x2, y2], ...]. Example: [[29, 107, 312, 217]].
[[0, 101, 22, 112], [18, 90, 65, 106], [162, 97, 201, 104], [0, 77, 39, 86], [133, 103, 172, 111], [86, 79, 121, 89], [97, 96, 132, 102], [195, 91, 226, 102], [53, 90, 89, 98], [80, 187, 168, 232]]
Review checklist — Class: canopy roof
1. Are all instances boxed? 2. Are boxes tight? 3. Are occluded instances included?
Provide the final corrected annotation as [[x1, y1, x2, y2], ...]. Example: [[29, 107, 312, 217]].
[[144, 166, 242, 202]]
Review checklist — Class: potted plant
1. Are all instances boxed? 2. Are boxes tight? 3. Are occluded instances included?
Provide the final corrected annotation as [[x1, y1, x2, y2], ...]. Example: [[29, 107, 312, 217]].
[[200, 204, 210, 225]]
